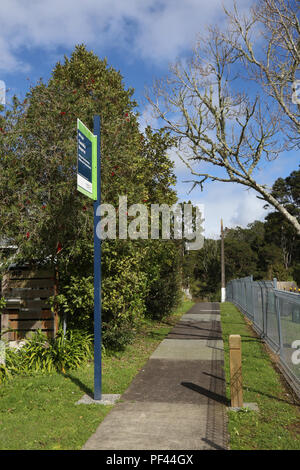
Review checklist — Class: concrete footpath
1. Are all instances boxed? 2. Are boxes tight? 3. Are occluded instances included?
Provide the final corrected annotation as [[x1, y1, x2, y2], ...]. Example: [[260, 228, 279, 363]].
[[82, 302, 228, 450]]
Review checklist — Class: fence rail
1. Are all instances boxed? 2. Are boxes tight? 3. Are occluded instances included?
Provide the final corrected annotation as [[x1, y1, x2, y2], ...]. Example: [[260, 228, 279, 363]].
[[226, 276, 300, 397]]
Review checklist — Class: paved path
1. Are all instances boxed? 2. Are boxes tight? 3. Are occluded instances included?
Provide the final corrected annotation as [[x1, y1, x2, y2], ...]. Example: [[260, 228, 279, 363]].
[[82, 302, 228, 450]]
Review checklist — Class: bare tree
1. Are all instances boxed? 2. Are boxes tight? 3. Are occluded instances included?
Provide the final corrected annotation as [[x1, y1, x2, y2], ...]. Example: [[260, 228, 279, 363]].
[[146, 25, 300, 235], [223, 0, 300, 147]]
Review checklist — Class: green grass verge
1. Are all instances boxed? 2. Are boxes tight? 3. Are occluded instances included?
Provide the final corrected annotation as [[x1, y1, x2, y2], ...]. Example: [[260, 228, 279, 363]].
[[221, 302, 300, 450], [0, 299, 194, 450]]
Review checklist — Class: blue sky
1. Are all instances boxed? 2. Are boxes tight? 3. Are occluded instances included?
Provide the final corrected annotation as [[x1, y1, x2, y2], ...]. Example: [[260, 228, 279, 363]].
[[0, 0, 298, 237]]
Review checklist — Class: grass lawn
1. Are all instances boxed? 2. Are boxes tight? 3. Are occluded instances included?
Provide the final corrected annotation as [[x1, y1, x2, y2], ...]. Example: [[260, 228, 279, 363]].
[[0, 299, 194, 450], [221, 302, 300, 450]]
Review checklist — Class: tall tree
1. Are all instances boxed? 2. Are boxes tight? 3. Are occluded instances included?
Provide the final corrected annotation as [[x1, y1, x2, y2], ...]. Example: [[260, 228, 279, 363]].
[[264, 168, 300, 271], [146, 10, 300, 234], [0, 45, 176, 267], [0, 46, 182, 343], [224, 0, 300, 147]]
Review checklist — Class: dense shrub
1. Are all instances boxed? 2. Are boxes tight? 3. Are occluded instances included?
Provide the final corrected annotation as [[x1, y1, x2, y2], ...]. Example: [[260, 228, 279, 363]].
[[3, 329, 93, 376], [0, 364, 10, 384], [0, 296, 6, 313], [102, 321, 136, 351], [293, 264, 300, 285], [102, 240, 148, 326], [0, 45, 182, 353], [54, 239, 183, 349], [54, 240, 149, 349], [143, 241, 182, 320], [51, 276, 94, 332]]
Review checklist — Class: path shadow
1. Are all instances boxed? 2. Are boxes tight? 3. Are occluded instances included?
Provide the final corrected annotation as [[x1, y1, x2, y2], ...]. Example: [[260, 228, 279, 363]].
[[239, 335, 260, 340], [148, 331, 175, 341], [62, 372, 93, 398], [202, 438, 227, 450], [221, 374, 299, 406], [174, 323, 222, 332], [240, 338, 261, 343], [181, 382, 230, 406], [202, 371, 225, 382], [243, 386, 300, 407], [167, 332, 223, 340]]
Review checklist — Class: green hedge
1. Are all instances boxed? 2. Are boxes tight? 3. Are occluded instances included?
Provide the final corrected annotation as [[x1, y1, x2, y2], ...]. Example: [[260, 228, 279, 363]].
[[53, 239, 182, 350]]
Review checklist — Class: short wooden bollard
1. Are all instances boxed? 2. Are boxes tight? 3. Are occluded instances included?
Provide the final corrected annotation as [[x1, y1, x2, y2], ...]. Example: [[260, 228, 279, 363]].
[[229, 335, 243, 408]]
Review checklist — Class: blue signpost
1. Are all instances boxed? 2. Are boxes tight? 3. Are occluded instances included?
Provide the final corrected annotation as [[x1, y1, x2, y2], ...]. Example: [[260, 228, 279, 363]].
[[77, 116, 102, 401], [93, 115, 102, 400]]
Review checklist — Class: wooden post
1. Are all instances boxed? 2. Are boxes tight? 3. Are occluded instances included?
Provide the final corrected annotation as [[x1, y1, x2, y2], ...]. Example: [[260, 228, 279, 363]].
[[229, 334, 243, 408]]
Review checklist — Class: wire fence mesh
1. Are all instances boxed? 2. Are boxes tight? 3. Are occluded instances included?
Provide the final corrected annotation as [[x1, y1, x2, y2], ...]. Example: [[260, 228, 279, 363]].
[[226, 276, 300, 397]]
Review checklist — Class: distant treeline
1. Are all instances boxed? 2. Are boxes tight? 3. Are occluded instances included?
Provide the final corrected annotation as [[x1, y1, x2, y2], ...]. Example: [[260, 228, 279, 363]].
[[182, 169, 300, 301]]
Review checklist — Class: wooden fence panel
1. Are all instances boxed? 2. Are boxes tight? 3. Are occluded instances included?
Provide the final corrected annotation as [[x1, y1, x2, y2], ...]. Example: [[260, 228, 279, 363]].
[[1, 267, 56, 341], [4, 288, 54, 299], [7, 310, 53, 320], [9, 320, 54, 330], [3, 269, 54, 280], [2, 278, 55, 290]]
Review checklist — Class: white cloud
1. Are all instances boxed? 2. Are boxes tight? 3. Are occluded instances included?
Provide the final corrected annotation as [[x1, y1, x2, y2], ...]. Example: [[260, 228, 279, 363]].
[[138, 103, 159, 133], [0, 36, 29, 73], [175, 180, 269, 238], [168, 147, 194, 177], [0, 0, 253, 73]]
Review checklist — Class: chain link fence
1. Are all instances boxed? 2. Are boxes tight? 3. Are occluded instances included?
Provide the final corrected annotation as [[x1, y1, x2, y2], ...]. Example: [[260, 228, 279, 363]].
[[226, 276, 300, 397]]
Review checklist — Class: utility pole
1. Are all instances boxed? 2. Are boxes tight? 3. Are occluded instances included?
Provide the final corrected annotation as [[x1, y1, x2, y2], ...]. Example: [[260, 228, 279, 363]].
[[221, 219, 226, 303]]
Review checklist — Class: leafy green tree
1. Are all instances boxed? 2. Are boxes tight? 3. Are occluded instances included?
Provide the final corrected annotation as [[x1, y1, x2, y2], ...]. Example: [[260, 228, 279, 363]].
[[143, 240, 182, 320], [223, 232, 257, 280], [0, 45, 181, 346], [189, 239, 220, 300], [270, 169, 300, 210], [187, 214, 299, 301], [0, 45, 176, 267]]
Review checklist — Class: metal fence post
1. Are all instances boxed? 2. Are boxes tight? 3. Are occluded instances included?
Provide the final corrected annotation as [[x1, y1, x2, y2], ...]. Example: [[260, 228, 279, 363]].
[[261, 283, 266, 338], [251, 279, 255, 323], [275, 293, 283, 357]]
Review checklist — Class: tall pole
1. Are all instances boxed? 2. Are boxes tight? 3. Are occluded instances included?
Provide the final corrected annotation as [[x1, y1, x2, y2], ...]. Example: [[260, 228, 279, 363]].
[[221, 219, 226, 303], [93, 115, 102, 400]]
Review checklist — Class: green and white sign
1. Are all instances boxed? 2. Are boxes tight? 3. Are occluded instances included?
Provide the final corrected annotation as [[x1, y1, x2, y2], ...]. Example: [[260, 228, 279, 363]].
[[77, 119, 97, 200]]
